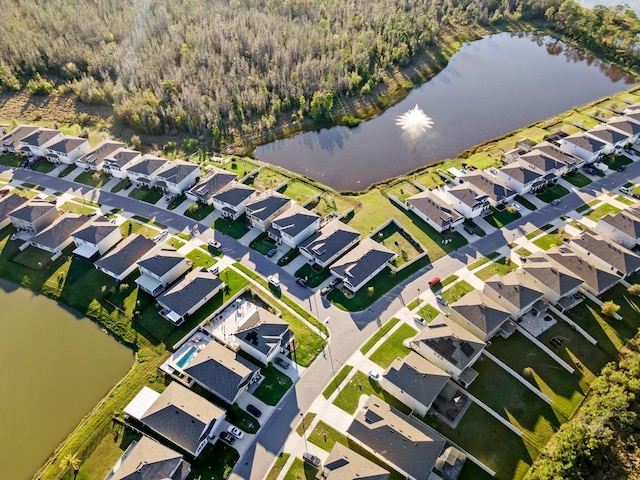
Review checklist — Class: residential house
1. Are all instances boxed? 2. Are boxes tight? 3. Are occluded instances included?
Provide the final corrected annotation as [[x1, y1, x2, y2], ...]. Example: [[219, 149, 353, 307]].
[[381, 352, 450, 417], [449, 290, 513, 341], [0, 193, 28, 229], [535, 141, 583, 171], [323, 443, 390, 480], [135, 248, 191, 297], [18, 128, 63, 157], [102, 148, 144, 178], [182, 340, 261, 405], [156, 268, 224, 325], [185, 167, 237, 205], [330, 238, 397, 293], [44, 136, 89, 164], [75, 140, 126, 170], [409, 315, 485, 387], [444, 185, 489, 219], [94, 234, 157, 281], [570, 230, 640, 278], [585, 125, 629, 154], [494, 160, 544, 194], [232, 307, 292, 365], [0, 124, 39, 153], [347, 399, 447, 480], [462, 170, 515, 207], [104, 434, 191, 480], [71, 216, 122, 259], [623, 111, 640, 130], [299, 220, 361, 268], [518, 148, 568, 178], [267, 204, 321, 248], [546, 246, 619, 296], [483, 271, 545, 320], [212, 181, 259, 220], [405, 190, 464, 233], [245, 191, 292, 232], [560, 132, 607, 163], [520, 253, 585, 310], [155, 160, 201, 195], [124, 382, 225, 458], [29, 214, 93, 259], [126, 155, 169, 188], [596, 209, 640, 250], [606, 116, 640, 145], [9, 199, 59, 233]]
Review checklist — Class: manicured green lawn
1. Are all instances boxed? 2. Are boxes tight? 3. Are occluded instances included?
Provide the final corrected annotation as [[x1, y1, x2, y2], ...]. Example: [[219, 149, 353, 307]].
[[219, 157, 258, 177], [186, 247, 218, 269], [467, 252, 500, 270], [514, 247, 532, 257], [406, 297, 423, 311], [333, 370, 411, 415], [514, 195, 537, 211], [373, 221, 424, 268], [253, 364, 293, 405], [615, 194, 635, 206], [75, 170, 111, 188], [280, 179, 324, 204], [189, 442, 239, 480], [165, 237, 185, 250], [244, 167, 289, 191], [475, 257, 517, 281], [322, 365, 354, 398], [32, 160, 56, 173], [369, 323, 417, 368], [128, 187, 164, 204], [265, 453, 290, 480], [562, 172, 592, 187], [250, 232, 277, 255], [110, 179, 131, 193], [536, 184, 569, 203], [57, 164, 77, 178], [119, 220, 158, 238], [306, 193, 355, 216], [294, 263, 331, 288], [425, 403, 535, 480], [584, 203, 621, 222], [525, 224, 553, 240], [296, 412, 317, 435], [483, 206, 521, 228], [414, 171, 446, 189], [532, 231, 563, 250], [12, 245, 54, 269], [167, 194, 187, 210], [0, 153, 22, 167], [58, 201, 96, 215], [566, 300, 631, 358], [417, 303, 440, 322], [468, 355, 563, 449], [441, 279, 474, 304], [603, 154, 633, 170], [308, 420, 405, 480], [385, 180, 421, 202], [488, 331, 586, 418], [213, 216, 250, 239], [277, 248, 299, 266], [75, 424, 140, 480], [360, 317, 401, 354], [184, 201, 216, 221], [226, 403, 260, 434], [283, 457, 318, 480]]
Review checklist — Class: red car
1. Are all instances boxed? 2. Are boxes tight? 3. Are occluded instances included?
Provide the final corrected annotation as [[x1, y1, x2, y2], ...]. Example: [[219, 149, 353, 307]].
[[428, 276, 441, 287], [0, 188, 9, 197]]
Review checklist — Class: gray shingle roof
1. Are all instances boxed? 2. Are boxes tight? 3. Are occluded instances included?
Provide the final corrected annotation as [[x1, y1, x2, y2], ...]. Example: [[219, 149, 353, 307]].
[[450, 290, 511, 336], [447, 185, 488, 208], [110, 148, 142, 166], [586, 126, 628, 145], [140, 382, 224, 456], [20, 128, 61, 147], [188, 168, 237, 201], [157, 160, 199, 184], [330, 238, 396, 289], [30, 214, 92, 250], [157, 268, 223, 317], [137, 248, 187, 277], [94, 234, 156, 277], [535, 142, 582, 166], [76, 140, 126, 166], [383, 352, 449, 409], [410, 315, 485, 371], [183, 340, 260, 403], [71, 216, 120, 245], [324, 443, 390, 480], [483, 271, 544, 311], [499, 160, 542, 184], [299, 220, 361, 265], [212, 181, 257, 207], [522, 253, 585, 296], [348, 399, 446, 479], [598, 211, 640, 240], [108, 435, 188, 480], [246, 191, 290, 222], [46, 136, 87, 154], [270, 204, 320, 238], [234, 308, 290, 356], [9, 199, 57, 222], [571, 231, 640, 276], [519, 150, 565, 173], [0, 194, 28, 221], [463, 171, 515, 203], [406, 190, 462, 228], [127, 156, 169, 176], [1, 124, 40, 147], [607, 117, 640, 137], [563, 133, 607, 153], [547, 246, 619, 294]]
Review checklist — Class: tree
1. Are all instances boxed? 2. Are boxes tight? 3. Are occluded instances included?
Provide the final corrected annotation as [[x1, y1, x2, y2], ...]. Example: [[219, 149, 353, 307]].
[[59, 452, 81, 479], [601, 300, 621, 317], [310, 91, 334, 121], [627, 284, 640, 296]]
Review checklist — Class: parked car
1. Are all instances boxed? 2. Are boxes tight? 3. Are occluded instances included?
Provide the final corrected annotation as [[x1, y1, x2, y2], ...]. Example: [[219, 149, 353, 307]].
[[274, 357, 290, 369], [329, 278, 340, 288], [620, 186, 632, 194], [413, 314, 427, 326], [227, 426, 245, 440], [616, 165, 627, 172], [633, 193, 640, 200], [428, 276, 441, 287], [593, 162, 608, 172], [463, 225, 475, 235], [246, 404, 262, 418], [220, 431, 236, 445], [551, 199, 561, 205], [207, 238, 221, 249], [368, 371, 380, 382], [0, 188, 9, 197], [267, 248, 277, 257], [320, 286, 332, 296], [303, 452, 321, 467], [268, 275, 281, 288], [296, 278, 308, 288], [583, 166, 595, 175], [508, 203, 521, 211], [436, 294, 448, 306]]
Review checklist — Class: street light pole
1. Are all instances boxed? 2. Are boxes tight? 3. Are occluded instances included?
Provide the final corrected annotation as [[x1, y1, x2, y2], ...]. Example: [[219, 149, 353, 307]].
[[324, 317, 338, 390], [300, 413, 309, 454]]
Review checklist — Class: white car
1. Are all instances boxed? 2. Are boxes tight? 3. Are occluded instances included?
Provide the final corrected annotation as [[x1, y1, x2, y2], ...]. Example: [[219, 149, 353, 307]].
[[593, 162, 608, 172], [268, 275, 281, 288], [413, 314, 427, 326], [508, 203, 521, 211], [207, 238, 221, 249], [227, 426, 245, 440], [368, 371, 380, 382]]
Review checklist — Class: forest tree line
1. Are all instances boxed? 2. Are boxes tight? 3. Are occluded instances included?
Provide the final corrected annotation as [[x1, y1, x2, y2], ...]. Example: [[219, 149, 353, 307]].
[[0, 0, 638, 147]]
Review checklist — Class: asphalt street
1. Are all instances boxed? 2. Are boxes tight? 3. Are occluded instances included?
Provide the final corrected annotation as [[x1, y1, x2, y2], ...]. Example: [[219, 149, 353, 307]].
[[4, 160, 640, 480]]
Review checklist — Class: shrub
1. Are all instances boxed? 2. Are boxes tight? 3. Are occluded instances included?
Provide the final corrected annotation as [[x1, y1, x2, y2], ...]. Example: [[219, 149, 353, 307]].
[[601, 300, 621, 317], [627, 284, 640, 296]]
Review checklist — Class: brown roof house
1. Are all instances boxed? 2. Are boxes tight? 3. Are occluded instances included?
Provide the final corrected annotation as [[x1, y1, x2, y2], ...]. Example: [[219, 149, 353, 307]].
[[449, 290, 513, 341], [596, 208, 640, 250], [569, 230, 640, 279], [483, 271, 545, 320], [546, 246, 620, 296], [323, 443, 389, 480]]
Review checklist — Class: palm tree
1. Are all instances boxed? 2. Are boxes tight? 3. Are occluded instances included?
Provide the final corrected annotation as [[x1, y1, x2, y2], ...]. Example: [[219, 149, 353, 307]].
[[58, 452, 81, 479]]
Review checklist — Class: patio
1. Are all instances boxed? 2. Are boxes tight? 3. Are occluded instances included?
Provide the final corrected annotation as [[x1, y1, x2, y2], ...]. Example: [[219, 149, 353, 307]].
[[517, 302, 556, 337]]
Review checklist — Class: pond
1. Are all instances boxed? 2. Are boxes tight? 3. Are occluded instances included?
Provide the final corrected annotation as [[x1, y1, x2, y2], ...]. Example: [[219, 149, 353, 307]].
[[255, 32, 637, 191], [0, 280, 134, 480]]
